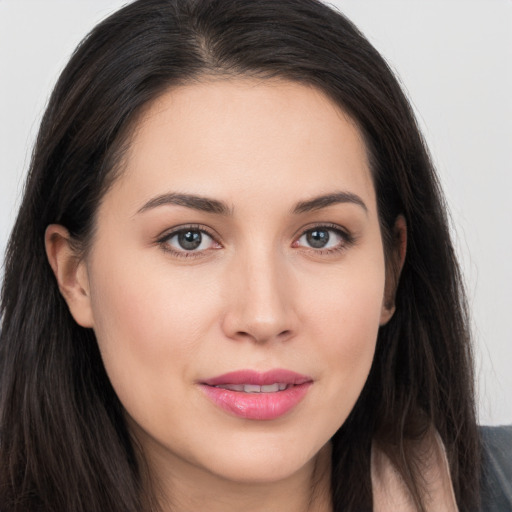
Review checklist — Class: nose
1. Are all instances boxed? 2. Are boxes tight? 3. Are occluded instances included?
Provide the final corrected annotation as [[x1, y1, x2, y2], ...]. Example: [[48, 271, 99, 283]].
[[221, 248, 297, 344]]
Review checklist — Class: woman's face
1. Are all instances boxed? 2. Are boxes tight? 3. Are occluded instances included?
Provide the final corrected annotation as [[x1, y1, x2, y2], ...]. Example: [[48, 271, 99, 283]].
[[69, 80, 394, 484]]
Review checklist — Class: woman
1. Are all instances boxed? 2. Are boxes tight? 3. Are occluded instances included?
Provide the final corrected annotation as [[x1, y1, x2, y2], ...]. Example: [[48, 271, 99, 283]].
[[0, 0, 497, 510]]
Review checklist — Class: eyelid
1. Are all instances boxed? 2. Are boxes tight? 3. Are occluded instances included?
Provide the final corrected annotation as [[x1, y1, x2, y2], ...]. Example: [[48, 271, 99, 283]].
[[156, 224, 222, 257], [293, 223, 355, 252], [155, 222, 355, 259]]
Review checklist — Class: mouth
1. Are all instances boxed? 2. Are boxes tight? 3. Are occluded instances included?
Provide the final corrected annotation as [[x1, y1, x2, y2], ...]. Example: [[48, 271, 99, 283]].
[[200, 369, 313, 420], [211, 382, 292, 393]]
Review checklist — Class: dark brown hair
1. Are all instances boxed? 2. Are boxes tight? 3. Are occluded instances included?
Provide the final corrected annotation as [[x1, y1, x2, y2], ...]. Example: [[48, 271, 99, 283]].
[[0, 0, 480, 510]]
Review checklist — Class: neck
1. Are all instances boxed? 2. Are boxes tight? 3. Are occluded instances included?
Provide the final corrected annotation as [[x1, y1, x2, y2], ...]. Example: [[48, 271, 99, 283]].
[[140, 443, 333, 512]]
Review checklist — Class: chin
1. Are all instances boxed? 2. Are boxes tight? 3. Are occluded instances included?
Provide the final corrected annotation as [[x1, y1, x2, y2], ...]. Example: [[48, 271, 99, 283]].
[[198, 435, 327, 485], [209, 457, 310, 485]]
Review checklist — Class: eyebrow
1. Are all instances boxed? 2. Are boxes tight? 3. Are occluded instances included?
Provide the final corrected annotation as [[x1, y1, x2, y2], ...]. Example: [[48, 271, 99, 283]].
[[137, 193, 231, 215], [293, 192, 368, 214], [136, 190, 367, 216]]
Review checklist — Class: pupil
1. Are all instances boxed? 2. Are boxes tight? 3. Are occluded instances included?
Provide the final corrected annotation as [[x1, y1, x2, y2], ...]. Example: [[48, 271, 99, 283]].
[[178, 230, 202, 250], [307, 229, 329, 248]]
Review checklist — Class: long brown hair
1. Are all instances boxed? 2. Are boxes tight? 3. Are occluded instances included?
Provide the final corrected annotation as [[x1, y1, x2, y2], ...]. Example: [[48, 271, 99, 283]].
[[0, 1, 480, 510]]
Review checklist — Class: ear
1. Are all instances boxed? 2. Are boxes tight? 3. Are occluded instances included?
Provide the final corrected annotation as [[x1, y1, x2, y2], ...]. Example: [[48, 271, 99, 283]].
[[380, 215, 407, 325], [45, 224, 94, 328]]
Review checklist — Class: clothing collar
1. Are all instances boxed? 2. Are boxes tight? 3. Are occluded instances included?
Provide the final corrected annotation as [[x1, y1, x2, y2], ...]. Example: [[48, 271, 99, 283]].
[[371, 430, 458, 511]]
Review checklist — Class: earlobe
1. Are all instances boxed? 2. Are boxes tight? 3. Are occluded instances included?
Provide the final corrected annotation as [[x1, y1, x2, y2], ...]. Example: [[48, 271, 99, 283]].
[[44, 225, 94, 328], [379, 303, 396, 326], [380, 215, 407, 326]]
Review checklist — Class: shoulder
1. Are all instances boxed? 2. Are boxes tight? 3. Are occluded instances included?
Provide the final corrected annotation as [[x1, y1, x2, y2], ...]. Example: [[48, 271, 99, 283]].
[[480, 425, 512, 512]]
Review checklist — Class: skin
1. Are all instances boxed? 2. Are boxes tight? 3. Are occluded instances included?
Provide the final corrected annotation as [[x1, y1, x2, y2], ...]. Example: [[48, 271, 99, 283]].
[[46, 79, 405, 512]]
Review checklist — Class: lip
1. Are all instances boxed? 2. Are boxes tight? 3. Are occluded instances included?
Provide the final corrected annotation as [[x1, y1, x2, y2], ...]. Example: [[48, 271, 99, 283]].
[[200, 369, 313, 420]]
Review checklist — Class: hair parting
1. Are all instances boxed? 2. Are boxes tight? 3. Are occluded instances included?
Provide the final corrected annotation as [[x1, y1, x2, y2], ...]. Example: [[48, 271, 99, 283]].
[[0, 1, 480, 511]]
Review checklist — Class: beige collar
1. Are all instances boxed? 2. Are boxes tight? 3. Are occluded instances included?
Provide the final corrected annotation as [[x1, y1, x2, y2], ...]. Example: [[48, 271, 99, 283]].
[[371, 431, 458, 512]]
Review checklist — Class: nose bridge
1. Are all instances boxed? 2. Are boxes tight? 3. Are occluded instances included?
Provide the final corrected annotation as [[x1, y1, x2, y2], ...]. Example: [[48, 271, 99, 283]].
[[222, 243, 295, 343]]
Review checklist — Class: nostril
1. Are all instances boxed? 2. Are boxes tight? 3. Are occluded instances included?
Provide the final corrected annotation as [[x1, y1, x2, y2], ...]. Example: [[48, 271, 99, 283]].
[[232, 329, 293, 344]]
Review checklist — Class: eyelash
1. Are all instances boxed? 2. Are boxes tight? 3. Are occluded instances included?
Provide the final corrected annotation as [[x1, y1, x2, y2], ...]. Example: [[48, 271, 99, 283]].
[[157, 223, 355, 259], [293, 223, 355, 256], [157, 224, 220, 259]]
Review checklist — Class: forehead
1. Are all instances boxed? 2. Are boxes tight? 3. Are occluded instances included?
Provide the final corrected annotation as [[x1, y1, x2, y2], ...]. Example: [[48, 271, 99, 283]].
[[112, 78, 376, 213]]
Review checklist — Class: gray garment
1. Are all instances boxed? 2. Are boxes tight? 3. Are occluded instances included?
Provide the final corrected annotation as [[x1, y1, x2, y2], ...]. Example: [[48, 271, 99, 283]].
[[480, 425, 512, 511]]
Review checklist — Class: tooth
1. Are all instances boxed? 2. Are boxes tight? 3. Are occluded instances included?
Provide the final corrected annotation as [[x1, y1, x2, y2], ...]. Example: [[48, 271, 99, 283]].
[[243, 384, 261, 393], [216, 384, 244, 391], [215, 383, 290, 393]]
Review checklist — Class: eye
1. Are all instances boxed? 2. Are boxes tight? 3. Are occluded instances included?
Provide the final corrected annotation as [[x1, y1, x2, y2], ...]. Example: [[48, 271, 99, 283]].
[[295, 226, 351, 252], [160, 227, 219, 254]]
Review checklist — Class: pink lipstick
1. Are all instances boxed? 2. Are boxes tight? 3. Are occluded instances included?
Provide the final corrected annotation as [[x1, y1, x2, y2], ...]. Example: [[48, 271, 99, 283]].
[[200, 369, 312, 420]]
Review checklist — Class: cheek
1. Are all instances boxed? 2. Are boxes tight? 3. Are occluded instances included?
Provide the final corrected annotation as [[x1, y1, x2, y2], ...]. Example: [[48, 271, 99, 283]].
[[304, 252, 385, 350], [300, 257, 385, 423], [86, 249, 221, 410]]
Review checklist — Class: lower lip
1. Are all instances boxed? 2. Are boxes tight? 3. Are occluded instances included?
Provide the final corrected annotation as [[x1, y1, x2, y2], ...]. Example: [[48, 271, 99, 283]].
[[200, 383, 312, 420]]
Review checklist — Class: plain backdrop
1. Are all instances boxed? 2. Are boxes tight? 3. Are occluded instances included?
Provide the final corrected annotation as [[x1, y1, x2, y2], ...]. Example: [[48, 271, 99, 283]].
[[0, 0, 511, 425]]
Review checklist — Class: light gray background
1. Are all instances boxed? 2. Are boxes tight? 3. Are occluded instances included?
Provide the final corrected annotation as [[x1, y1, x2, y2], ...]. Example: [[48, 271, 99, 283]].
[[1, 1, 511, 425]]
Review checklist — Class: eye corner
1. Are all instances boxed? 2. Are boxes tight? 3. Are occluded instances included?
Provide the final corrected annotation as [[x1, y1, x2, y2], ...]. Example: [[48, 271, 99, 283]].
[[157, 225, 223, 259], [293, 224, 355, 255]]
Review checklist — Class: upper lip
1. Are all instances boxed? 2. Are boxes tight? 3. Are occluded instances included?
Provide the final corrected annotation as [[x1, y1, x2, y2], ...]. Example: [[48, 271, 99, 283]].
[[202, 369, 312, 387]]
